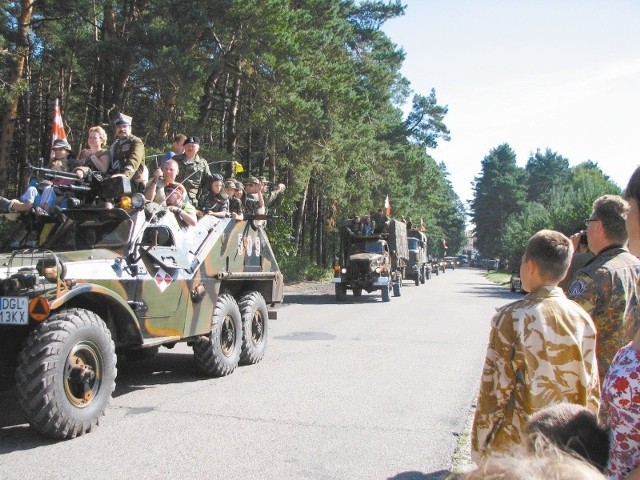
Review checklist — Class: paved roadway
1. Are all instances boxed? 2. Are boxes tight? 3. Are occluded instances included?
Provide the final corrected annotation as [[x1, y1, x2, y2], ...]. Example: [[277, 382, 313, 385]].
[[0, 267, 521, 479]]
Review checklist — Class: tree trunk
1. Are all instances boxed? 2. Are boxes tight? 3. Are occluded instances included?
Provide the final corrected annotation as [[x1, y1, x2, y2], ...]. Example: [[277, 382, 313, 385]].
[[0, 0, 34, 190]]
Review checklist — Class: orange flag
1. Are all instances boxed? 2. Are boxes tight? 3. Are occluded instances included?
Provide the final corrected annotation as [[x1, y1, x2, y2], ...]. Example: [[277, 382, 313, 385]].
[[384, 194, 391, 216]]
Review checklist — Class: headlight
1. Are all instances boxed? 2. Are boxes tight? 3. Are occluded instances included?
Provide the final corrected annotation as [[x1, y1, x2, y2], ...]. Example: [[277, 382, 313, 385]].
[[131, 193, 146, 209]]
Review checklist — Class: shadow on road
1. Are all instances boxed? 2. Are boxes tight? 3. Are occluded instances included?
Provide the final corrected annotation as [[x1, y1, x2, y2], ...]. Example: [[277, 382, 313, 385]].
[[283, 292, 386, 305], [0, 350, 230, 449], [388, 469, 452, 480]]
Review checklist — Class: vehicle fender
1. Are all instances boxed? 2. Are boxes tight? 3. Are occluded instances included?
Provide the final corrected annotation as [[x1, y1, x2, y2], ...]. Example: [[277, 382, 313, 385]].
[[48, 283, 143, 345]]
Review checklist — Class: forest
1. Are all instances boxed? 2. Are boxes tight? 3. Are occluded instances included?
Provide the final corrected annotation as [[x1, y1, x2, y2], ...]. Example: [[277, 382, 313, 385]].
[[0, 0, 467, 278]]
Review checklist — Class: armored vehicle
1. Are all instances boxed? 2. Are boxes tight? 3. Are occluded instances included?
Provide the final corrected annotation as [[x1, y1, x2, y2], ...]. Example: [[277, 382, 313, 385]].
[[0, 191, 283, 439], [406, 229, 429, 285], [332, 216, 408, 302]]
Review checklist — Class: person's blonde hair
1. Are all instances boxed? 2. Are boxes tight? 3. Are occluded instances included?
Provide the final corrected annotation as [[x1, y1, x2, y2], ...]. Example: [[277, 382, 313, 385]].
[[465, 444, 605, 480], [88, 126, 108, 147]]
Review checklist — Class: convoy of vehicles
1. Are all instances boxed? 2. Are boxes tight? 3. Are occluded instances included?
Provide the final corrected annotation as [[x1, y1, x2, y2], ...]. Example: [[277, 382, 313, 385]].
[[406, 229, 429, 285], [0, 180, 283, 439]]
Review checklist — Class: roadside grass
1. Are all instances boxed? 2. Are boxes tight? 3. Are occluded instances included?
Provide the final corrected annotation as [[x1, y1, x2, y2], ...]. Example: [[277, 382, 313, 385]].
[[486, 271, 511, 286]]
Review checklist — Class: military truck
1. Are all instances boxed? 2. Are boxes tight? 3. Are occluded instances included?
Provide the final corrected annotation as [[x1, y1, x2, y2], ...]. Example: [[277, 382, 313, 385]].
[[406, 229, 429, 285], [332, 216, 408, 302], [0, 183, 283, 439]]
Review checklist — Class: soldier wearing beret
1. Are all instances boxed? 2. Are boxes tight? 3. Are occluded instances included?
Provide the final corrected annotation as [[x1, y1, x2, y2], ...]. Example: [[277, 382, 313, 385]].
[[174, 136, 211, 205], [109, 113, 146, 191]]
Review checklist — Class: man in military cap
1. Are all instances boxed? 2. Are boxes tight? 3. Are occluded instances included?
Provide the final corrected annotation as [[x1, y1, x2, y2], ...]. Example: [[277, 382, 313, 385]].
[[109, 113, 146, 191], [224, 179, 244, 220], [174, 136, 211, 205], [567, 194, 640, 386], [259, 175, 286, 212], [242, 176, 265, 217]]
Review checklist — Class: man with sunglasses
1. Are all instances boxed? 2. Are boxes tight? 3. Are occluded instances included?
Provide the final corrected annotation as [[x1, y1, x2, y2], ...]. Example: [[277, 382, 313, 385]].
[[567, 194, 640, 388]]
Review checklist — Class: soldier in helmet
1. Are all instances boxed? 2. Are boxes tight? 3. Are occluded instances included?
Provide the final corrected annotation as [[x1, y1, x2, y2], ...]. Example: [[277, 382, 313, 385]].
[[197, 173, 229, 219]]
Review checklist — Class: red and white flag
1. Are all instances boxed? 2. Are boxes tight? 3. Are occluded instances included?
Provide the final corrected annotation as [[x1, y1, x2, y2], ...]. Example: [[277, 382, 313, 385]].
[[50, 98, 67, 158], [384, 194, 391, 216]]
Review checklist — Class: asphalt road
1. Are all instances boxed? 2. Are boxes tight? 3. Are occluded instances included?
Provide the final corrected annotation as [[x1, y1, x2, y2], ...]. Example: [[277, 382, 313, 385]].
[[0, 266, 520, 480]]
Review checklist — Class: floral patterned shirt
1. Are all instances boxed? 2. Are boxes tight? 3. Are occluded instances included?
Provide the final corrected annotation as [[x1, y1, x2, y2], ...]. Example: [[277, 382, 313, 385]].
[[471, 286, 600, 462], [603, 343, 640, 480]]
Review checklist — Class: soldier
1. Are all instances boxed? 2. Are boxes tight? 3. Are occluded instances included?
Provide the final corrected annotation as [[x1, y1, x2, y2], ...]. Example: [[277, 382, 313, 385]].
[[566, 194, 640, 386], [224, 180, 244, 220], [109, 113, 146, 192], [471, 230, 599, 462], [197, 173, 229, 219], [174, 136, 211, 205], [259, 175, 286, 212], [242, 176, 265, 217]]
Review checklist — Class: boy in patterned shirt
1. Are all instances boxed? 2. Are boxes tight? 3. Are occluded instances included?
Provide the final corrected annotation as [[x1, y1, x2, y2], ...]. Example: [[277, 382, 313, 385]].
[[471, 229, 600, 463]]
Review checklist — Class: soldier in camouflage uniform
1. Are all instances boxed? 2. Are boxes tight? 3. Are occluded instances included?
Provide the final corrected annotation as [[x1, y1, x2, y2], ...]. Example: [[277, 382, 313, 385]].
[[471, 230, 600, 463], [224, 180, 244, 220], [242, 176, 265, 217], [174, 136, 211, 205], [567, 195, 640, 385]]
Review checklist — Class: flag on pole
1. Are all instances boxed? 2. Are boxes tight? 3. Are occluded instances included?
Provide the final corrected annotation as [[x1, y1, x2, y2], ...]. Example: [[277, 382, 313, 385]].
[[384, 195, 391, 216], [51, 99, 67, 159], [233, 161, 244, 174]]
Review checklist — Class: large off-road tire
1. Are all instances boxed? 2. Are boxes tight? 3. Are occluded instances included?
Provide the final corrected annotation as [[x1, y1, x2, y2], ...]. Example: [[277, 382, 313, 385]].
[[352, 288, 362, 297], [239, 291, 268, 365], [335, 284, 347, 301], [393, 273, 402, 297], [15, 308, 117, 440], [425, 266, 431, 281], [414, 274, 419, 286], [381, 283, 390, 302], [193, 294, 242, 377]]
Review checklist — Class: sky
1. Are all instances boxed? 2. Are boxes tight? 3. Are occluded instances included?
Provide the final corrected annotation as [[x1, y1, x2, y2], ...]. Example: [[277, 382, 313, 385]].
[[381, 0, 640, 205]]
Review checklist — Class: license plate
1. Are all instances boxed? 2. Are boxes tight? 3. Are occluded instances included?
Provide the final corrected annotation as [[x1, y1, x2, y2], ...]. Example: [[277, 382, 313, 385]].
[[0, 297, 29, 325]]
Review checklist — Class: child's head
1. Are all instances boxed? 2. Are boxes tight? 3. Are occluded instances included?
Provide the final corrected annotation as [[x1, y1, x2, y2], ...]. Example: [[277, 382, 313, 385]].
[[525, 403, 610, 472], [522, 230, 573, 286]]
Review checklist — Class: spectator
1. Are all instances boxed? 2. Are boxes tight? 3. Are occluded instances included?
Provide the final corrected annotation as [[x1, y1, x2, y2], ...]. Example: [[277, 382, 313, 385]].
[[164, 182, 196, 227], [600, 166, 640, 480], [145, 159, 180, 204], [174, 136, 211, 205], [566, 195, 640, 386], [559, 230, 594, 292], [471, 229, 599, 462], [161, 134, 186, 166], [525, 403, 610, 472], [108, 113, 147, 192], [466, 445, 606, 480]]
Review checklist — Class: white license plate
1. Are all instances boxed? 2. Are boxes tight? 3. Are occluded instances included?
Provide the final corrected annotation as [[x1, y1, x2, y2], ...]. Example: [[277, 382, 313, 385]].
[[0, 297, 29, 325]]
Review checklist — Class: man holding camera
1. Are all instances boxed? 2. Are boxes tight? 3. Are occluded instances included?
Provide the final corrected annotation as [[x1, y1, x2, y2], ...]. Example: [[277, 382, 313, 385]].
[[566, 194, 640, 386]]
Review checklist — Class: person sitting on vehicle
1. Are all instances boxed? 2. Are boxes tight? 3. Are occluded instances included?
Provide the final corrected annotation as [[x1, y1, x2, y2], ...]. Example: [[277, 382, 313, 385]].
[[242, 176, 265, 217], [164, 182, 197, 227], [145, 159, 180, 204], [197, 173, 229, 219], [74, 126, 111, 179], [346, 215, 365, 236], [0, 179, 56, 215], [224, 180, 244, 220]]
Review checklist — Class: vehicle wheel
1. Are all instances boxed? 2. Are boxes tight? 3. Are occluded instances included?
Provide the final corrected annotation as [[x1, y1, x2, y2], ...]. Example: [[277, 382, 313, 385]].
[[335, 284, 347, 301], [381, 283, 390, 302], [421, 266, 427, 283], [124, 346, 159, 361], [193, 294, 242, 377], [352, 288, 362, 297], [393, 274, 402, 297], [15, 308, 117, 439], [510, 283, 516, 293], [238, 291, 268, 365], [414, 274, 420, 286]]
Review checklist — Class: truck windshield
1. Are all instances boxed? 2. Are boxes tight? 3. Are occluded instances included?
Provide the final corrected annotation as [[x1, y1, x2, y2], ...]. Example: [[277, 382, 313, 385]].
[[350, 240, 384, 255], [408, 238, 419, 250]]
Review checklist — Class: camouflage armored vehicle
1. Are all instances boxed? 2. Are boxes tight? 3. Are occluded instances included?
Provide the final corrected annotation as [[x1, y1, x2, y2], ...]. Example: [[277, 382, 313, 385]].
[[0, 188, 283, 439]]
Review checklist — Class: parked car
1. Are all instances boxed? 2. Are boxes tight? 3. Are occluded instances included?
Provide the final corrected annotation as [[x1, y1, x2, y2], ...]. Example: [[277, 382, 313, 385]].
[[510, 270, 527, 293], [487, 259, 500, 271]]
